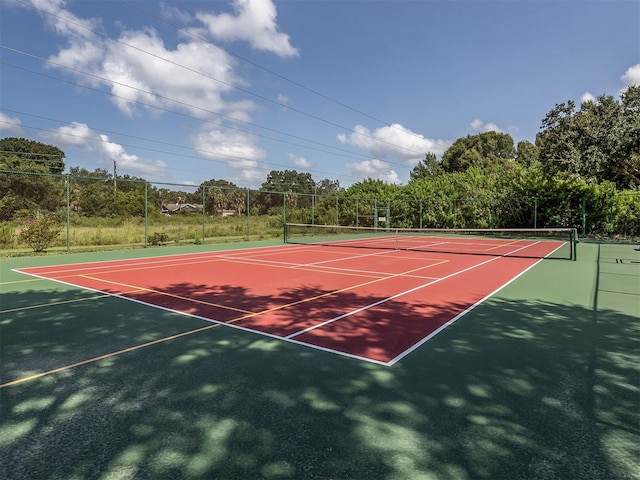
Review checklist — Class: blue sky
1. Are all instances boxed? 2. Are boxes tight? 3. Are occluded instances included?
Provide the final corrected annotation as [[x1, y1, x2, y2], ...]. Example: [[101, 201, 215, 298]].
[[1, 0, 639, 189]]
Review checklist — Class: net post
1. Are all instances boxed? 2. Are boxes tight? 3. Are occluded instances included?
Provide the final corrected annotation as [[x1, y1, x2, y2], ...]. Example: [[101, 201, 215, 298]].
[[572, 228, 578, 261]]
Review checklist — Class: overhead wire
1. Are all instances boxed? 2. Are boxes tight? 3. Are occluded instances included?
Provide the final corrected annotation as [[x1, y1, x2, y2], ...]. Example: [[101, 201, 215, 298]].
[[0, 114, 367, 184], [14, 0, 432, 156], [120, 0, 439, 145], [0, 58, 384, 164]]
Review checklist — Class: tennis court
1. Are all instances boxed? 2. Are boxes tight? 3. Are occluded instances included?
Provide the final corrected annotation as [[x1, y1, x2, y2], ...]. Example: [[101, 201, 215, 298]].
[[1, 233, 638, 479], [11, 228, 570, 366]]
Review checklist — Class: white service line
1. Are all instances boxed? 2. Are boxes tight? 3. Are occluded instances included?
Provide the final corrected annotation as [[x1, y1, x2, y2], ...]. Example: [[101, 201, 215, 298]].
[[286, 254, 502, 340]]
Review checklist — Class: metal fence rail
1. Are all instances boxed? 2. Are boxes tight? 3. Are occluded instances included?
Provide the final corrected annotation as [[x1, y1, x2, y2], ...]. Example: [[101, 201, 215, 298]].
[[1, 170, 638, 254]]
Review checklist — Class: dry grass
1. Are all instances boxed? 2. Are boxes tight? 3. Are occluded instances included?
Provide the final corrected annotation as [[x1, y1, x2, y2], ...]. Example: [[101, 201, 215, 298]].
[[0, 214, 283, 256]]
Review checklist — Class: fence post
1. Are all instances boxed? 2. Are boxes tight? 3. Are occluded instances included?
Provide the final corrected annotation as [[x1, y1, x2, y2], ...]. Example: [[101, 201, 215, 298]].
[[609, 197, 614, 238], [312, 186, 315, 226], [582, 195, 586, 236], [144, 182, 148, 247], [533, 197, 538, 229], [201, 186, 206, 245], [66, 174, 70, 253], [246, 188, 250, 241], [356, 198, 359, 227], [374, 198, 378, 228], [283, 191, 286, 227]]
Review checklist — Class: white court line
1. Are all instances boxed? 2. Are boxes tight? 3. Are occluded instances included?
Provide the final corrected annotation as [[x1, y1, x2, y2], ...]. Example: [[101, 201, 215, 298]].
[[285, 254, 503, 340], [11, 243, 313, 276], [10, 241, 559, 368], [217, 245, 443, 279], [386, 256, 547, 365]]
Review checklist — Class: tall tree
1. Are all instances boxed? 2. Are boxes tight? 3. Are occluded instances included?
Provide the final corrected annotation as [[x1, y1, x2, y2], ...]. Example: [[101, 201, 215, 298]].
[[441, 131, 516, 173], [409, 153, 443, 181], [344, 178, 401, 198], [536, 86, 640, 188], [260, 170, 315, 194], [0, 137, 65, 174], [316, 178, 342, 196], [515, 140, 540, 167], [257, 170, 315, 213], [0, 139, 67, 219]]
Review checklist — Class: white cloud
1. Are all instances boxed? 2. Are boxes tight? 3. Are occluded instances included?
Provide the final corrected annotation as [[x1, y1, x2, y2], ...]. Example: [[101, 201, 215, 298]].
[[195, 0, 299, 57], [39, 121, 96, 147], [338, 123, 448, 165], [470, 119, 503, 133], [33, 0, 102, 40], [581, 92, 596, 104], [289, 153, 311, 168], [0, 112, 24, 135], [39, 121, 168, 177], [25, 1, 259, 123], [160, 3, 194, 24], [100, 29, 242, 119], [192, 129, 266, 169], [232, 166, 270, 186], [622, 64, 640, 87], [346, 159, 400, 184]]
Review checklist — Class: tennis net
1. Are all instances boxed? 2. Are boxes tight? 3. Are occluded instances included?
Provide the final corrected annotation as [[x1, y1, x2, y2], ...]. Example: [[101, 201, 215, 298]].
[[284, 223, 578, 260]]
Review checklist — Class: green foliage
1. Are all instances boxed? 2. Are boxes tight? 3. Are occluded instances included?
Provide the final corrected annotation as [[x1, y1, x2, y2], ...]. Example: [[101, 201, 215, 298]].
[[2, 116, 639, 253], [343, 178, 401, 199], [515, 141, 540, 167], [441, 131, 516, 173], [0, 223, 14, 246], [0, 137, 65, 174], [409, 153, 443, 181], [0, 168, 65, 220], [537, 86, 640, 189], [613, 191, 640, 237], [18, 211, 62, 252], [255, 170, 317, 214], [148, 232, 169, 246]]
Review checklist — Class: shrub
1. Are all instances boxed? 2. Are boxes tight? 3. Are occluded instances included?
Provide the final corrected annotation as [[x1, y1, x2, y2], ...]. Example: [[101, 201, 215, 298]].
[[148, 232, 169, 246], [0, 223, 15, 246], [19, 212, 62, 252]]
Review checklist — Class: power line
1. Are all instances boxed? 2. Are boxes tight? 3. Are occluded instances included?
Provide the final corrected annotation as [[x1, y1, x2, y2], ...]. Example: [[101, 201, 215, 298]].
[[0, 59, 379, 164], [0, 55, 427, 179], [14, 0, 432, 156], [0, 115, 368, 184], [120, 0, 433, 144]]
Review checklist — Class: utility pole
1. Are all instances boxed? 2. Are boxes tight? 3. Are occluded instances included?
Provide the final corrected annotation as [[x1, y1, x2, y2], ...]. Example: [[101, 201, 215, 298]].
[[113, 159, 117, 192]]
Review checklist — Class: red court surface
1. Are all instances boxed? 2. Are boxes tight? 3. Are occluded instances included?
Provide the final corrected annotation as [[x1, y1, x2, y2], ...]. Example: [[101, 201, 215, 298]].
[[15, 243, 556, 365]]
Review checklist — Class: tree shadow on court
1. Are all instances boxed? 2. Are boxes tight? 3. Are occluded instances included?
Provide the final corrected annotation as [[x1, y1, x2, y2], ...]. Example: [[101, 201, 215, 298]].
[[1, 264, 639, 479]]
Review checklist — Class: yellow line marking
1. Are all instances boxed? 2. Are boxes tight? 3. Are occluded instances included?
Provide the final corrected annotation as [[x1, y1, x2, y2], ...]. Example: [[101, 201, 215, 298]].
[[0, 293, 112, 314], [216, 256, 383, 279], [79, 275, 254, 314], [0, 324, 221, 389], [0, 277, 47, 286], [50, 256, 227, 279], [0, 286, 151, 314], [222, 261, 446, 325], [217, 251, 450, 279], [1, 251, 452, 388], [218, 244, 320, 259], [290, 259, 450, 279], [484, 238, 533, 252]]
